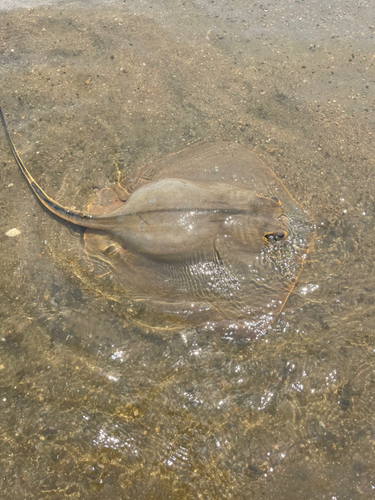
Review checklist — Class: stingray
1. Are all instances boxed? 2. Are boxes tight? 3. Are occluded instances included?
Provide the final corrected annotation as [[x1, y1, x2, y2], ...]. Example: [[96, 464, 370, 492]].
[[1, 108, 314, 338]]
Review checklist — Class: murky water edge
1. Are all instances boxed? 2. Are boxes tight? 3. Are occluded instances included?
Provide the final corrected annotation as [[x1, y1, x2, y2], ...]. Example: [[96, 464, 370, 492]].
[[0, 1, 374, 498]]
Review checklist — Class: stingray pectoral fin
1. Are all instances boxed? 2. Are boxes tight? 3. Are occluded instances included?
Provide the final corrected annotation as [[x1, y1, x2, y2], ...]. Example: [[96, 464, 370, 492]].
[[0, 107, 110, 229]]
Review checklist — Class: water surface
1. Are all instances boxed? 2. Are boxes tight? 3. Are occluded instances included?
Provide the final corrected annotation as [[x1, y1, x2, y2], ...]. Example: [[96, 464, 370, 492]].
[[0, 1, 374, 498]]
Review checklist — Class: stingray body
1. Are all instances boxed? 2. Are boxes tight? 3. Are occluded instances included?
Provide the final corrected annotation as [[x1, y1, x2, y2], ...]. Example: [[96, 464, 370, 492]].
[[1, 108, 314, 338]]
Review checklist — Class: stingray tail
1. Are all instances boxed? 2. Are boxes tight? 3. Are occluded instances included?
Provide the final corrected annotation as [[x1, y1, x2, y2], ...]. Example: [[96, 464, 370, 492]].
[[0, 107, 107, 229]]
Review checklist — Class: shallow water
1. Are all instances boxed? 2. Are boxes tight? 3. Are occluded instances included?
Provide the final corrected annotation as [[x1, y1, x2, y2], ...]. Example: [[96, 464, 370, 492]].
[[0, 1, 374, 498]]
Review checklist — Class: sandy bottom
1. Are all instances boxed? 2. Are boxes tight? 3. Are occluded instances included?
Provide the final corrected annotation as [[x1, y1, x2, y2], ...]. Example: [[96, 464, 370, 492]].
[[0, 0, 374, 498]]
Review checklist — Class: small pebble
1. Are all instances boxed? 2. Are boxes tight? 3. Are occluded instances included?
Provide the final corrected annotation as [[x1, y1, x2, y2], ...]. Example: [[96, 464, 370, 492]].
[[6, 228, 21, 237]]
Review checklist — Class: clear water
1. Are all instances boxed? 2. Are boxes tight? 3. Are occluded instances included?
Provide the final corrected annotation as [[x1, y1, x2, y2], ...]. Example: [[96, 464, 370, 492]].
[[0, 1, 374, 498]]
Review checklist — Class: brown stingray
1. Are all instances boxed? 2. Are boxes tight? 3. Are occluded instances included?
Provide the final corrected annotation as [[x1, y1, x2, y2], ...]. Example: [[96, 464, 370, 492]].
[[1, 108, 314, 338]]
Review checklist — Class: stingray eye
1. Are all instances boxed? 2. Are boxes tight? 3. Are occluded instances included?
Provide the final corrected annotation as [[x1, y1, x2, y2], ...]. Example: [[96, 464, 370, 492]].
[[265, 231, 288, 243]]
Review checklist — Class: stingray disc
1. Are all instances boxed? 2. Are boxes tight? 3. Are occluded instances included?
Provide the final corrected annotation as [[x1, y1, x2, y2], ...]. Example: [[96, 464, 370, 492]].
[[84, 141, 314, 338]]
